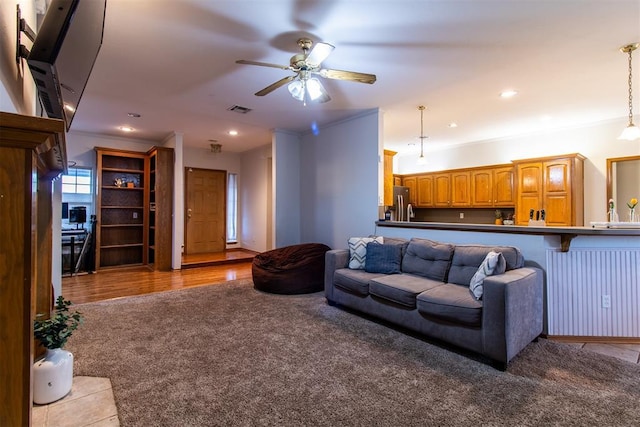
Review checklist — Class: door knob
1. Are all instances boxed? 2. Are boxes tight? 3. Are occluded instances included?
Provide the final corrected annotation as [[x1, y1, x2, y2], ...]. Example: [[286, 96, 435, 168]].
[[187, 208, 192, 218]]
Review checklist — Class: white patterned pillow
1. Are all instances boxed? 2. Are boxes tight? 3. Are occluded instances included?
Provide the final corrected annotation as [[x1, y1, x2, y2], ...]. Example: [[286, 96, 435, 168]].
[[348, 236, 384, 269], [469, 251, 501, 300]]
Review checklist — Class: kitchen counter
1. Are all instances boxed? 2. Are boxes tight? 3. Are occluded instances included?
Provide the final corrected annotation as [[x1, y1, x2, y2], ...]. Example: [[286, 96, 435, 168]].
[[375, 221, 640, 251]]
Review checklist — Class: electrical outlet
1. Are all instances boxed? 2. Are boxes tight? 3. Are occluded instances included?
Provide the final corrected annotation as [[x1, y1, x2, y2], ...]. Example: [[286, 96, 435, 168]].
[[459, 212, 464, 219], [602, 295, 611, 308]]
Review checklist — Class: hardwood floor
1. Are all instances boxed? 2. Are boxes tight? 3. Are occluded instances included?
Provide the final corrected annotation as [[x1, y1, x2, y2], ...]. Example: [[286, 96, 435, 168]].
[[63, 259, 253, 304]]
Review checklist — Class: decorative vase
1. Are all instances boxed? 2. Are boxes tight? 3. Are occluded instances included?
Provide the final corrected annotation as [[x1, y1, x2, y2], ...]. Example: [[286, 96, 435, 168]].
[[630, 208, 636, 223], [495, 218, 503, 225], [33, 348, 74, 404]]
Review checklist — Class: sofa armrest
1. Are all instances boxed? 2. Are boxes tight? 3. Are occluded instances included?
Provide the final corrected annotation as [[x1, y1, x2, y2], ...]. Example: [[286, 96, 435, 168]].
[[324, 249, 350, 302], [481, 267, 544, 364]]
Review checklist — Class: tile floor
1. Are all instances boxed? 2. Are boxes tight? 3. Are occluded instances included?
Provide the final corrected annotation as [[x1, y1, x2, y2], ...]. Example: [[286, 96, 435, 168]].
[[31, 342, 639, 426], [32, 376, 119, 427]]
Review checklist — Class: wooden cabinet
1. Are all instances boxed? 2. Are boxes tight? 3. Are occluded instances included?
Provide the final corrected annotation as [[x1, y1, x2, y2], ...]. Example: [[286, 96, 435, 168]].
[[148, 147, 174, 271], [96, 148, 148, 268], [471, 166, 515, 207], [383, 150, 397, 206], [451, 171, 471, 207], [1, 112, 67, 427], [433, 173, 451, 207], [416, 175, 434, 207], [401, 176, 417, 205], [514, 154, 584, 226]]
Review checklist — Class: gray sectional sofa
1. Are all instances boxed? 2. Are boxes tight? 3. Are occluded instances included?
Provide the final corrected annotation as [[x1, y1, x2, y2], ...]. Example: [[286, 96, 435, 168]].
[[324, 237, 543, 369]]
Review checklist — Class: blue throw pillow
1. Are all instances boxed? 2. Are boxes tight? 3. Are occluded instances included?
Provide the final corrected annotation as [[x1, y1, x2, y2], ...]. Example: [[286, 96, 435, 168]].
[[365, 242, 402, 274]]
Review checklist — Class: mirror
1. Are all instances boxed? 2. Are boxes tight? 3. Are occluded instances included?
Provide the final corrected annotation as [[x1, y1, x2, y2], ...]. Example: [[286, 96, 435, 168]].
[[607, 155, 640, 220]]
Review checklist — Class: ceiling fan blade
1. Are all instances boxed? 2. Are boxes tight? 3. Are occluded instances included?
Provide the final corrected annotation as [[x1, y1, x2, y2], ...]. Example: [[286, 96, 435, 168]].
[[305, 42, 334, 67], [255, 75, 296, 96], [236, 59, 291, 71], [318, 68, 377, 84]]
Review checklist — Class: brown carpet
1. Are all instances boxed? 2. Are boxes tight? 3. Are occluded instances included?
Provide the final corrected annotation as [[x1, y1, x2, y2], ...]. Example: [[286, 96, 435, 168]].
[[67, 280, 640, 426]]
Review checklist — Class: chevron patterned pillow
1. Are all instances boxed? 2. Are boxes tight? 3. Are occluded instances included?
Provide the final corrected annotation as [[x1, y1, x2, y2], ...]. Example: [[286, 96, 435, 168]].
[[348, 236, 384, 269]]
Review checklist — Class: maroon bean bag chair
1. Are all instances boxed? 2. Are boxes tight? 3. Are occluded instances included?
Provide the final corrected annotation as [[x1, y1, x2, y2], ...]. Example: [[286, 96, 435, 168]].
[[252, 243, 331, 294]]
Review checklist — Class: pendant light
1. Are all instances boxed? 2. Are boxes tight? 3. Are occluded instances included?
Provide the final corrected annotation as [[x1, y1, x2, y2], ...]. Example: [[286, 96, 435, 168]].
[[417, 105, 428, 165], [618, 43, 640, 141]]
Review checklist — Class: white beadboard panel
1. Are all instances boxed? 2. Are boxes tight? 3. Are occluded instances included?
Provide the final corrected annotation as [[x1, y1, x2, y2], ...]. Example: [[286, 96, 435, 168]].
[[547, 249, 640, 337]]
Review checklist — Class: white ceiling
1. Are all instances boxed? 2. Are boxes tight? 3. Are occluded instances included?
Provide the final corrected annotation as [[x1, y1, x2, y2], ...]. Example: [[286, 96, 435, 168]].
[[70, 0, 640, 154]]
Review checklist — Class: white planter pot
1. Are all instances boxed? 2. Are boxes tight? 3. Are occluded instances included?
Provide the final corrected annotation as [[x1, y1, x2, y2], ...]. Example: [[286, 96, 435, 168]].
[[33, 348, 74, 404]]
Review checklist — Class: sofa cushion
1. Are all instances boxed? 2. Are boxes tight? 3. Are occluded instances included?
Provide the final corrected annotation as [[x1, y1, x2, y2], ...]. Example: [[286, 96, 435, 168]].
[[469, 251, 504, 300], [365, 242, 402, 274], [348, 236, 383, 269], [417, 284, 483, 327], [401, 238, 454, 282], [334, 268, 385, 296], [370, 274, 443, 308], [447, 245, 520, 286]]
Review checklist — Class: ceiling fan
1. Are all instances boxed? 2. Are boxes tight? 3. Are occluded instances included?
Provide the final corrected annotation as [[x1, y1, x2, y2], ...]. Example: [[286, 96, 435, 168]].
[[236, 38, 376, 104]]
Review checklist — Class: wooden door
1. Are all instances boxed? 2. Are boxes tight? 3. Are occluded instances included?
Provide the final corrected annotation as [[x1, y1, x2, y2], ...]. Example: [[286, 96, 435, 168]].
[[185, 168, 226, 254], [543, 159, 572, 226], [471, 170, 493, 207], [515, 162, 542, 225], [417, 175, 434, 207], [433, 173, 451, 207], [383, 150, 397, 206], [494, 166, 515, 206]]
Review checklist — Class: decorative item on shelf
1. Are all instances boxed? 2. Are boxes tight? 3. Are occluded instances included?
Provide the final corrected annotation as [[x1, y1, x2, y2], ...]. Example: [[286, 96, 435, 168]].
[[114, 177, 123, 187], [608, 198, 620, 222], [618, 43, 640, 141], [503, 213, 515, 226], [494, 209, 503, 225], [126, 181, 135, 188], [33, 296, 83, 405], [627, 197, 638, 222]]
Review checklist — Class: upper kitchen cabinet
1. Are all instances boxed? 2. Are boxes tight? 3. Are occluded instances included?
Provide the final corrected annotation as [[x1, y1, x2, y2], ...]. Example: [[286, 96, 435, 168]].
[[383, 150, 397, 206], [471, 165, 515, 207], [401, 175, 418, 205], [417, 175, 434, 207], [450, 171, 471, 207], [433, 173, 451, 207], [514, 154, 585, 226]]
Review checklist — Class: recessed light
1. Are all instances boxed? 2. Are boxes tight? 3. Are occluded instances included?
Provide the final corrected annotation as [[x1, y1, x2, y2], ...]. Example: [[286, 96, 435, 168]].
[[500, 90, 518, 98], [448, 122, 458, 128], [228, 130, 238, 136], [127, 112, 141, 118], [119, 126, 135, 132]]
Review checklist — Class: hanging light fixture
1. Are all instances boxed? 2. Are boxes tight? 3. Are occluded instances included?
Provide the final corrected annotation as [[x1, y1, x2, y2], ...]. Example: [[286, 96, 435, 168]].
[[618, 43, 640, 141], [417, 105, 428, 165]]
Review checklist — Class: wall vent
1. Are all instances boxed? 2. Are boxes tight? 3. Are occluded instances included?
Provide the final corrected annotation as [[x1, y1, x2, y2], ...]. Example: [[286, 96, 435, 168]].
[[227, 105, 252, 114]]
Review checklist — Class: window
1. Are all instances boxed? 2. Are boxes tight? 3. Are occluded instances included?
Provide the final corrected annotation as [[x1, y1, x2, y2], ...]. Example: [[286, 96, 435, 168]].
[[61, 167, 94, 227], [227, 173, 237, 242], [62, 167, 92, 194]]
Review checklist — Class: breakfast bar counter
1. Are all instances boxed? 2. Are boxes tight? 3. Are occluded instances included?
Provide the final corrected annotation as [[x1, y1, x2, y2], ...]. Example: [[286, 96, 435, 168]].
[[373, 220, 640, 339]]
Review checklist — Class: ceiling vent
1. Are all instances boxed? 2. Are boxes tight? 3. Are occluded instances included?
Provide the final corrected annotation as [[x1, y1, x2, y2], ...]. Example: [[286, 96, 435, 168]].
[[227, 105, 252, 114]]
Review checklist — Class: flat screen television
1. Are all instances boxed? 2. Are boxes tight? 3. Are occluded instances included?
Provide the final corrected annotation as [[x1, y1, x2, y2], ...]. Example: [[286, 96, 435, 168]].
[[27, 0, 107, 130]]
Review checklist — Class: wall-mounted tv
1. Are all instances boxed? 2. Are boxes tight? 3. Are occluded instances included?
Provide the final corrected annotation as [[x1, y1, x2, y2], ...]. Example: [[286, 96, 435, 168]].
[[27, 0, 107, 131]]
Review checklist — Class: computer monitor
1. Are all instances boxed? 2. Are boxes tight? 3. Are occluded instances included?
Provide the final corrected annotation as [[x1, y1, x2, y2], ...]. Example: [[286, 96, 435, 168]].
[[62, 202, 69, 219]]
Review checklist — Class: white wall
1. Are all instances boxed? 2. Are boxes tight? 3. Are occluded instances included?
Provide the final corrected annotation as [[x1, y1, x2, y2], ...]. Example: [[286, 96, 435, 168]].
[[273, 130, 302, 248], [298, 109, 382, 249], [240, 144, 272, 252], [395, 118, 640, 222]]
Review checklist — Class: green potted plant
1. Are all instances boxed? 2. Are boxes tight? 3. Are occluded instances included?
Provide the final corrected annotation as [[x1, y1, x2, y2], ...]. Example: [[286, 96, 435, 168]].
[[494, 209, 503, 225], [33, 296, 83, 404]]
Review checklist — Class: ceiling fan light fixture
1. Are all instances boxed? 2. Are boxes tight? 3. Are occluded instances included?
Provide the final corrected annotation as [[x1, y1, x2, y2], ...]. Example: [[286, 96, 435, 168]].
[[618, 43, 640, 141], [288, 80, 305, 101], [306, 78, 324, 101]]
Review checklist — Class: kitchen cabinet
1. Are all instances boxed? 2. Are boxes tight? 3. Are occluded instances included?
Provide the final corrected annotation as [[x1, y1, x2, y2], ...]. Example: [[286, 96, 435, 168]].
[[471, 166, 515, 207], [433, 173, 451, 207], [514, 154, 584, 226], [1, 112, 67, 427], [401, 176, 418, 205], [451, 171, 471, 207], [383, 150, 397, 206], [417, 175, 434, 207]]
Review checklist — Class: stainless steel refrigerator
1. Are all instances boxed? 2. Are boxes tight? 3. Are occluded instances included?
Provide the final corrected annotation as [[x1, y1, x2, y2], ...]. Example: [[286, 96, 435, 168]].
[[393, 186, 410, 221]]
